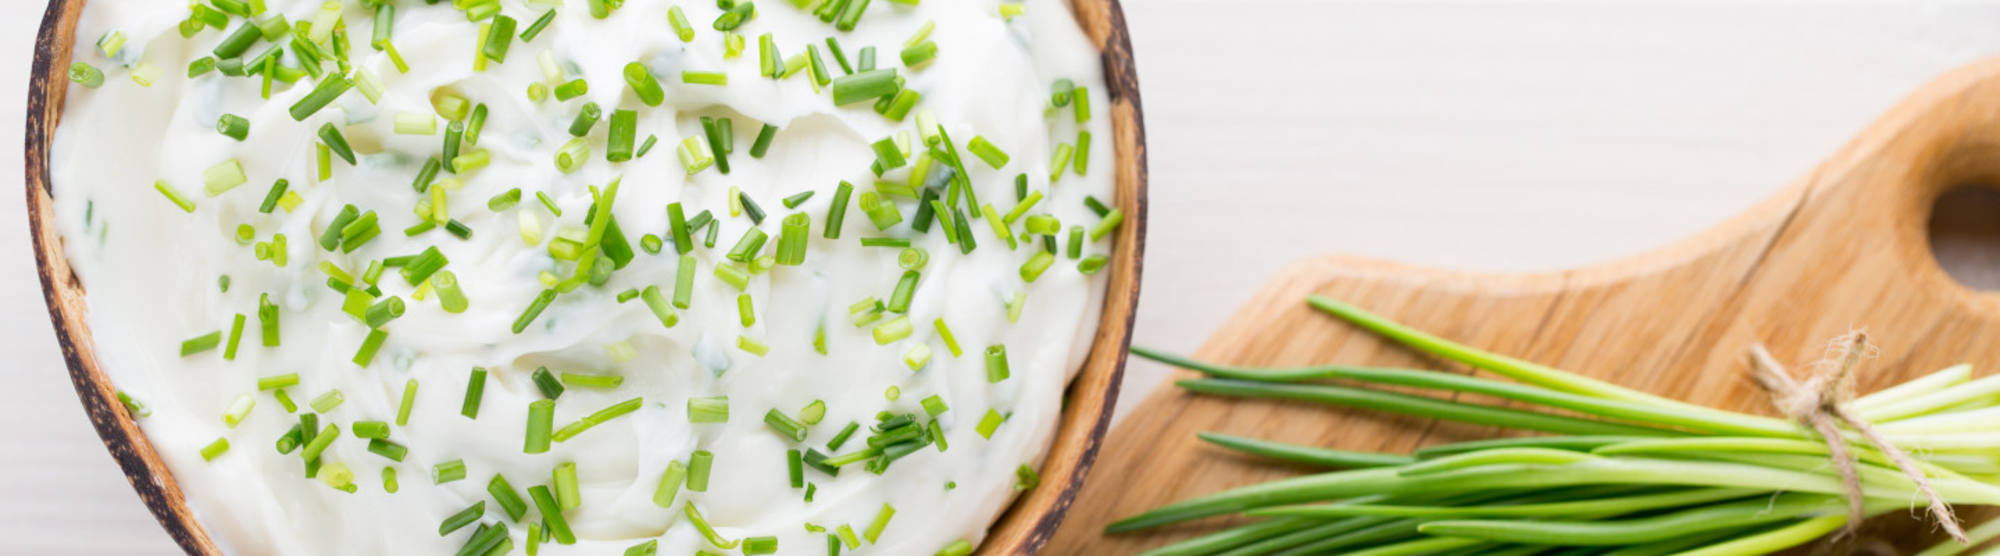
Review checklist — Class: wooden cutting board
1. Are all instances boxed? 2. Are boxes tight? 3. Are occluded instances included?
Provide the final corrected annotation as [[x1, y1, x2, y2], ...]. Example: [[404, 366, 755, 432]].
[[1043, 58, 2000, 554]]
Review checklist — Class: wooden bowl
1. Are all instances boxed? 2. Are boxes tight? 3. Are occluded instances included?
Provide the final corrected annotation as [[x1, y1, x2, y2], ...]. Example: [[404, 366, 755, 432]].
[[23, 1, 1148, 553]]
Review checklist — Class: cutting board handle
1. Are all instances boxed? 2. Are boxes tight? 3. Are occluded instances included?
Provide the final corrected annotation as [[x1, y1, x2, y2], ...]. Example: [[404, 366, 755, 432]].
[[1730, 58, 2000, 321]]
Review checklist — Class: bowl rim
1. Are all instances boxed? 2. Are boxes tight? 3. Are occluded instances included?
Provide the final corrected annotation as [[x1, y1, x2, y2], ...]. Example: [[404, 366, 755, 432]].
[[23, 0, 1148, 553]]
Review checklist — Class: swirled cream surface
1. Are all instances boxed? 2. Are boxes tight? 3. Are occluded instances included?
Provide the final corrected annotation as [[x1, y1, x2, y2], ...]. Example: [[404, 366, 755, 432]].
[[51, 0, 1114, 553]]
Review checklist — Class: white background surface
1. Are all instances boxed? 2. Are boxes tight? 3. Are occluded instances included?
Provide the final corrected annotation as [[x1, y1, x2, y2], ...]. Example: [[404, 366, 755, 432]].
[[7, 0, 2000, 553]]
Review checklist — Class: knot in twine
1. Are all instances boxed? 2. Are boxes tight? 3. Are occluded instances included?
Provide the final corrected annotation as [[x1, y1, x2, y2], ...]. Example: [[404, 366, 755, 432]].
[[1748, 332, 1965, 543]]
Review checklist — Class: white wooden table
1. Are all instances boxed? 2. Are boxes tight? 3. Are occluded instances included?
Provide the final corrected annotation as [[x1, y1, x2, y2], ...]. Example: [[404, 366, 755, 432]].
[[7, 0, 2000, 552]]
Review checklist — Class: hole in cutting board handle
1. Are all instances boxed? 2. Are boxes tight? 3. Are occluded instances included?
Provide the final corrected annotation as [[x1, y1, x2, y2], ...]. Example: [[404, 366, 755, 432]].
[[1927, 185, 2000, 291]]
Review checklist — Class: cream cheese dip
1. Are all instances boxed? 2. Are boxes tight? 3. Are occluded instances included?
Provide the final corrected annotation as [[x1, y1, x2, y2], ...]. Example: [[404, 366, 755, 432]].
[[50, 0, 1118, 553]]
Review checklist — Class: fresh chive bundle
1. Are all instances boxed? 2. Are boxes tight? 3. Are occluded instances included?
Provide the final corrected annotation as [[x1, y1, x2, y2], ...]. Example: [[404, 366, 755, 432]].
[[1113, 295, 2000, 555]]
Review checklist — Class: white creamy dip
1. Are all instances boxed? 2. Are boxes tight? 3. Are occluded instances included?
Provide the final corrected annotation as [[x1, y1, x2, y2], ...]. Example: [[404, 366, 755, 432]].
[[51, 0, 1115, 553]]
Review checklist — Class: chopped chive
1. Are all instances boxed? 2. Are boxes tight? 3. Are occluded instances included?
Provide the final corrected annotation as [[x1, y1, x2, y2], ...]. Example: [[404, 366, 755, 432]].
[[1090, 209, 1125, 241], [806, 44, 832, 87], [825, 37, 852, 74], [181, 331, 223, 356], [220, 393, 255, 428], [688, 397, 729, 424], [625, 540, 658, 556], [766, 409, 810, 442], [187, 56, 218, 78], [68, 62, 106, 89], [859, 191, 902, 230], [637, 134, 660, 157], [512, 289, 557, 334], [653, 460, 688, 508], [554, 78, 588, 101], [399, 246, 448, 286], [983, 345, 1013, 383], [737, 293, 757, 327], [528, 486, 576, 545], [1078, 254, 1108, 274], [678, 136, 714, 173], [353, 327, 385, 367], [871, 137, 907, 170], [981, 204, 1014, 248], [674, 254, 697, 308], [864, 504, 896, 543], [552, 462, 581, 510], [783, 191, 816, 209], [668, 6, 695, 41], [554, 137, 590, 173], [202, 159, 248, 197], [1024, 215, 1061, 236], [487, 474, 528, 521], [214, 114, 252, 142], [787, 450, 805, 488], [687, 450, 715, 492], [712, 1, 755, 30], [440, 501, 485, 535], [905, 343, 932, 370], [873, 316, 912, 345], [880, 270, 921, 314], [392, 379, 418, 426], [1020, 251, 1055, 282], [776, 213, 810, 265], [521, 9, 558, 42], [751, 123, 779, 158], [823, 182, 855, 239], [744, 536, 778, 555], [465, 104, 490, 146], [461, 367, 488, 419], [702, 117, 732, 174], [977, 409, 1004, 439], [536, 191, 563, 216], [290, 73, 353, 121], [727, 228, 769, 262], [525, 399, 554, 454], [684, 503, 737, 549], [622, 62, 666, 107], [758, 33, 781, 78], [831, 69, 898, 105], [1074, 131, 1092, 176], [1073, 85, 1091, 122], [348, 420, 390, 440], [900, 40, 937, 68], [482, 15, 517, 62], [638, 286, 679, 329], [838, 524, 862, 550], [681, 70, 727, 85], [1007, 291, 1025, 323], [826, 422, 861, 451], [310, 389, 345, 413], [316, 124, 357, 166], [200, 437, 230, 461], [568, 102, 601, 137], [858, 46, 876, 72], [222, 313, 247, 360], [835, 0, 870, 31], [607, 109, 637, 161], [432, 459, 467, 485], [362, 438, 406, 463], [301, 423, 339, 463], [966, 136, 1009, 169], [1083, 196, 1112, 218], [117, 391, 150, 418]]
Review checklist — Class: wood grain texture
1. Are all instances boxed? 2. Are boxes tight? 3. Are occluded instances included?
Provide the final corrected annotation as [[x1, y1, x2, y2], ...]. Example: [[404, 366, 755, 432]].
[[1047, 57, 2000, 554], [22, 1, 1146, 554]]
